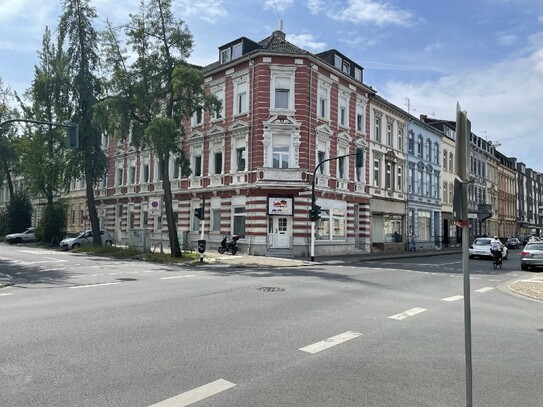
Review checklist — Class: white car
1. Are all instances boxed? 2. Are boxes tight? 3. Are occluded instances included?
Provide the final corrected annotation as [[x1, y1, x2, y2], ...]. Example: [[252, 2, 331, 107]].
[[469, 238, 508, 260], [6, 228, 37, 244], [60, 230, 113, 250]]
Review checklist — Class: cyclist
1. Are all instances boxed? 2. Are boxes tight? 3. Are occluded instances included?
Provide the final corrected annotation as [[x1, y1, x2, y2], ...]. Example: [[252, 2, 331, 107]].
[[490, 236, 502, 266]]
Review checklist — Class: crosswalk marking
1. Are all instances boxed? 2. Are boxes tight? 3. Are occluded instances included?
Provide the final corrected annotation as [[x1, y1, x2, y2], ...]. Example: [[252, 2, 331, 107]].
[[441, 295, 463, 302], [0, 293, 14, 296], [388, 307, 427, 320], [148, 379, 235, 407], [300, 331, 362, 354]]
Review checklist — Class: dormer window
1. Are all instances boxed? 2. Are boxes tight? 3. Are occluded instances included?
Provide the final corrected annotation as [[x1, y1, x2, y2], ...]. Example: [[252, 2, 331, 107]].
[[354, 67, 362, 82], [342, 60, 350, 74], [220, 41, 243, 64], [334, 55, 341, 69]]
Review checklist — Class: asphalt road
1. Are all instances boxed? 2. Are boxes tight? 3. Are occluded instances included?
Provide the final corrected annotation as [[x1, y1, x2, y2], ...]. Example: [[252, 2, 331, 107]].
[[0, 246, 541, 406]]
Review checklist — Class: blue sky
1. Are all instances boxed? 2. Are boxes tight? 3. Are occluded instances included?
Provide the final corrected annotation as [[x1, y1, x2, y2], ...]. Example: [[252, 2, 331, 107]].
[[1, 0, 543, 170]]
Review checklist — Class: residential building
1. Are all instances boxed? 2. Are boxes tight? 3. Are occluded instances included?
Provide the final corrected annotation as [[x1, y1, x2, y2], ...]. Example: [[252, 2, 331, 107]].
[[495, 151, 516, 237]]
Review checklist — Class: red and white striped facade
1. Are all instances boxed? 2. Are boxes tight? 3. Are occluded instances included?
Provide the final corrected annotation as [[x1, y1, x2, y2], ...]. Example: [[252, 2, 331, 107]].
[[68, 31, 377, 257]]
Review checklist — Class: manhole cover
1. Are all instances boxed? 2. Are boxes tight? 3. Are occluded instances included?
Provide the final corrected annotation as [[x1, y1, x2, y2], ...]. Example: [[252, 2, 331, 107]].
[[257, 287, 285, 292]]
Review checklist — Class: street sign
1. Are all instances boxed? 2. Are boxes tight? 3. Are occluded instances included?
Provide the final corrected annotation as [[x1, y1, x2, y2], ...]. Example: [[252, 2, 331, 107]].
[[298, 191, 313, 196], [149, 197, 161, 216], [97, 208, 107, 218]]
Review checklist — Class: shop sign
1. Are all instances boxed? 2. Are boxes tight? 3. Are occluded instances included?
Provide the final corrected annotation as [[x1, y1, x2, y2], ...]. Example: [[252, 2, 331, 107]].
[[268, 197, 293, 216]]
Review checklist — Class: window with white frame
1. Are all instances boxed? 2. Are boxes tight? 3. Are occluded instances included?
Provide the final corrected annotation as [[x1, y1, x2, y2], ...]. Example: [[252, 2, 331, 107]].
[[409, 166, 415, 193], [443, 182, 448, 204], [141, 158, 150, 183], [236, 147, 246, 172], [334, 55, 342, 69], [192, 146, 202, 177], [434, 142, 439, 164], [191, 204, 200, 232], [386, 122, 393, 146], [318, 81, 330, 120], [355, 147, 365, 182], [374, 117, 381, 142], [337, 156, 346, 179], [426, 172, 432, 196], [418, 135, 423, 157], [338, 92, 349, 128], [212, 88, 224, 120], [342, 60, 350, 74], [443, 150, 448, 171], [408, 131, 414, 154], [211, 208, 221, 232], [128, 159, 136, 184], [171, 156, 181, 179], [385, 162, 392, 189], [418, 169, 423, 194], [418, 210, 431, 241], [213, 152, 223, 175], [434, 174, 439, 198], [355, 100, 365, 133], [115, 161, 124, 186], [373, 158, 381, 187], [317, 150, 326, 174], [397, 166, 403, 191], [354, 67, 362, 82], [316, 209, 346, 241], [270, 67, 295, 112], [233, 207, 246, 238], [449, 152, 454, 173], [234, 78, 248, 115], [192, 107, 203, 127], [272, 134, 290, 169], [397, 128, 403, 151], [154, 160, 163, 182], [426, 139, 431, 161], [220, 41, 242, 64]]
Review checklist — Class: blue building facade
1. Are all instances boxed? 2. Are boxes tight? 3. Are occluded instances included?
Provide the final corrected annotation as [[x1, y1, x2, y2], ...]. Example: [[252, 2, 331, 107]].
[[405, 119, 443, 250]]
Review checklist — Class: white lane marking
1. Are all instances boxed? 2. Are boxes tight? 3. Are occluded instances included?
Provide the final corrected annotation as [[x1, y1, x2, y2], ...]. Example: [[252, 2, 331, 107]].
[[69, 282, 121, 289], [299, 331, 362, 354], [388, 307, 427, 320], [475, 287, 495, 293], [160, 275, 196, 280], [148, 379, 236, 407], [441, 295, 463, 302], [488, 279, 502, 282], [0, 293, 14, 296]]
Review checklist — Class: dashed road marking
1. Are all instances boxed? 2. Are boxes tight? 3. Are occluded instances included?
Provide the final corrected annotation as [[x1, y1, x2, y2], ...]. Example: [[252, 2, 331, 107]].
[[69, 282, 121, 289], [441, 295, 463, 302], [0, 293, 14, 296], [160, 275, 196, 280], [148, 379, 236, 407], [475, 287, 495, 293], [299, 331, 362, 354], [388, 307, 427, 320]]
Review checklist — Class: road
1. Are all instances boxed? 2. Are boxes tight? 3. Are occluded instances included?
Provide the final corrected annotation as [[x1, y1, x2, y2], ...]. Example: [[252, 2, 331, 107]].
[[0, 245, 541, 406]]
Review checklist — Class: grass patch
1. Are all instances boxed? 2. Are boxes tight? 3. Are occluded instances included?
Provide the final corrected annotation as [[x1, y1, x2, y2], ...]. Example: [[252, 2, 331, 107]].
[[73, 245, 201, 263]]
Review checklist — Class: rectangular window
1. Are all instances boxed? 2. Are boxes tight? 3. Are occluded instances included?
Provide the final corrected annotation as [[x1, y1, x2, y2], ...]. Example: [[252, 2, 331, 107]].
[[418, 211, 431, 241], [386, 123, 392, 146], [316, 209, 346, 241], [173, 160, 181, 179], [195, 107, 203, 125], [426, 173, 432, 196], [354, 67, 362, 82], [332, 209, 346, 240], [397, 166, 403, 191], [275, 89, 289, 109], [337, 156, 345, 179], [221, 48, 231, 64], [272, 145, 289, 169], [319, 97, 326, 118], [237, 92, 246, 114], [129, 165, 136, 184], [397, 129, 403, 151], [418, 136, 423, 157], [214, 152, 222, 175], [334, 55, 342, 69], [213, 90, 224, 120], [142, 163, 149, 183], [409, 167, 415, 193], [236, 147, 246, 171], [212, 208, 221, 232], [355, 148, 364, 182], [356, 114, 363, 132], [385, 162, 392, 189], [443, 151, 448, 171], [194, 155, 202, 177], [418, 170, 423, 194], [449, 153, 454, 173], [374, 118, 380, 142], [156, 162, 163, 181], [116, 168, 123, 186], [232, 43, 242, 59], [233, 207, 246, 238], [408, 134, 414, 155], [342, 60, 350, 74], [426, 140, 431, 161], [373, 159, 380, 187], [340, 106, 346, 126], [318, 150, 326, 174]]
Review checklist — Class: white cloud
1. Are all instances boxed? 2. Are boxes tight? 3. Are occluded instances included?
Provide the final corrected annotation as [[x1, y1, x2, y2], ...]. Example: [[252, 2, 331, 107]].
[[381, 33, 543, 169], [264, 0, 294, 13], [286, 33, 326, 51], [306, 0, 326, 15], [496, 33, 518, 46], [327, 0, 419, 27], [173, 0, 227, 24], [424, 41, 443, 52]]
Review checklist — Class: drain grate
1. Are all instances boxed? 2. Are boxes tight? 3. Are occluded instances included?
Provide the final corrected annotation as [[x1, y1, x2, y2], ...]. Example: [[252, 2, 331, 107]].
[[257, 287, 285, 292]]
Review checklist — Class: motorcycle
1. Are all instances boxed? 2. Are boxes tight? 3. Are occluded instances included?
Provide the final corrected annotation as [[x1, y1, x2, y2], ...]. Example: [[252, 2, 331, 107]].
[[218, 234, 240, 255]]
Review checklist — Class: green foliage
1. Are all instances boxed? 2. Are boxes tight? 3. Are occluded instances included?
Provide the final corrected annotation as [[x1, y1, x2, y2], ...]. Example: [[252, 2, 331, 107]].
[[75, 245, 200, 263], [0, 208, 8, 236], [6, 190, 32, 234], [35, 201, 68, 245]]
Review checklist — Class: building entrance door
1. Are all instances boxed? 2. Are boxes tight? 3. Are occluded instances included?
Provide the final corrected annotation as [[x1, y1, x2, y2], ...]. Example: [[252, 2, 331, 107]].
[[268, 216, 290, 249]]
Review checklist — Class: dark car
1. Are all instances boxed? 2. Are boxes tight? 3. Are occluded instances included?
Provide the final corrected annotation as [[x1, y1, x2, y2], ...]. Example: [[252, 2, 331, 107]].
[[505, 237, 521, 249]]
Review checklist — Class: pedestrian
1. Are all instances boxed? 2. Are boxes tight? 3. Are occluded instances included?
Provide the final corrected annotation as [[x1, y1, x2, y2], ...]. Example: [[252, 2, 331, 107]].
[[393, 231, 400, 242], [409, 233, 416, 252]]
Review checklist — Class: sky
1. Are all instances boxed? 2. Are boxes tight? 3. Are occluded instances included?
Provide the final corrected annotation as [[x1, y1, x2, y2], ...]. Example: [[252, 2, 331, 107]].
[[1, 0, 543, 171]]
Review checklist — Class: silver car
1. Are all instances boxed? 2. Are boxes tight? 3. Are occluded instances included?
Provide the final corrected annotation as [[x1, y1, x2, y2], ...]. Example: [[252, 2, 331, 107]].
[[60, 230, 113, 250], [520, 242, 543, 271]]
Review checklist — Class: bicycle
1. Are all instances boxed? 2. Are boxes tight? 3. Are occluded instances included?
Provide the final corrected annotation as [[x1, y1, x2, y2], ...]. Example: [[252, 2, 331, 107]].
[[492, 251, 502, 269]]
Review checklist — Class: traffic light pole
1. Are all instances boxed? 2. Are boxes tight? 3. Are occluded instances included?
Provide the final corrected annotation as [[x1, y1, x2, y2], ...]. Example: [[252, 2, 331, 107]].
[[310, 152, 357, 262], [0, 118, 79, 148]]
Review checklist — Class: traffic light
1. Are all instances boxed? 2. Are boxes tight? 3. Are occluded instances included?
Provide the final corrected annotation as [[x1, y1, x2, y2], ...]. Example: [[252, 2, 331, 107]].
[[309, 205, 321, 222], [194, 207, 203, 220], [66, 123, 79, 149]]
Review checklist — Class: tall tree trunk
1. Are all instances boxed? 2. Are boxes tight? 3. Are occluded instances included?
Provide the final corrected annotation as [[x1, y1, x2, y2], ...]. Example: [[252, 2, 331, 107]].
[[161, 154, 181, 257]]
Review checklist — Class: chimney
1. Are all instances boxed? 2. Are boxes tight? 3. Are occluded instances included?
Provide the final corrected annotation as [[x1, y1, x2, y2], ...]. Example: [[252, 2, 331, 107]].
[[273, 30, 285, 40]]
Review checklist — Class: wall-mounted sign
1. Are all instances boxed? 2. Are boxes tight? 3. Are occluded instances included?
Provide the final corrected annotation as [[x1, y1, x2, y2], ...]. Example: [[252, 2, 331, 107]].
[[268, 197, 293, 216], [149, 197, 162, 216]]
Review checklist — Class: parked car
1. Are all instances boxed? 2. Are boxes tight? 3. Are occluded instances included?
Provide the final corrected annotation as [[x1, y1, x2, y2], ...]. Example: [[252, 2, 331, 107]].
[[520, 242, 543, 271], [6, 228, 37, 244], [469, 237, 508, 259], [505, 237, 521, 250], [60, 230, 113, 250]]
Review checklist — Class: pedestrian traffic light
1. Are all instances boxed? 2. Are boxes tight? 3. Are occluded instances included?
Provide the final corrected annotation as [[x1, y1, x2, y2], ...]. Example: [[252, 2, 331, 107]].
[[194, 207, 203, 220], [309, 205, 321, 222]]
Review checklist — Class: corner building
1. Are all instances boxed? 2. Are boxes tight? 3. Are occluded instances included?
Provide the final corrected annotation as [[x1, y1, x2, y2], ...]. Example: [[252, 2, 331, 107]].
[[95, 30, 375, 257]]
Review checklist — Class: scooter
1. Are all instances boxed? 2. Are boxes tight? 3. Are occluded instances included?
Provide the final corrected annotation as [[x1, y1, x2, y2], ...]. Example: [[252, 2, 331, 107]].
[[218, 234, 239, 255]]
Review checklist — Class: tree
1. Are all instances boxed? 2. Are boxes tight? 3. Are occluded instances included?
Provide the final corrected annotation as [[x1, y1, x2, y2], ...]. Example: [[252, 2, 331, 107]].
[[6, 189, 32, 234], [99, 0, 219, 257], [16, 26, 72, 206], [0, 78, 20, 199], [58, 0, 107, 246]]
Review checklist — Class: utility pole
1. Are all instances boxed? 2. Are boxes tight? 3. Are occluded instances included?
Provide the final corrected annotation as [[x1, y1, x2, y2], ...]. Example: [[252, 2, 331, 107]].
[[453, 103, 473, 407]]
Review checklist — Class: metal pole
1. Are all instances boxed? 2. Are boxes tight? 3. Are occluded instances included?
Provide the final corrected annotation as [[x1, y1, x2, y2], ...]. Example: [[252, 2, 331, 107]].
[[310, 221, 315, 261], [462, 220, 472, 407], [200, 195, 205, 263]]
